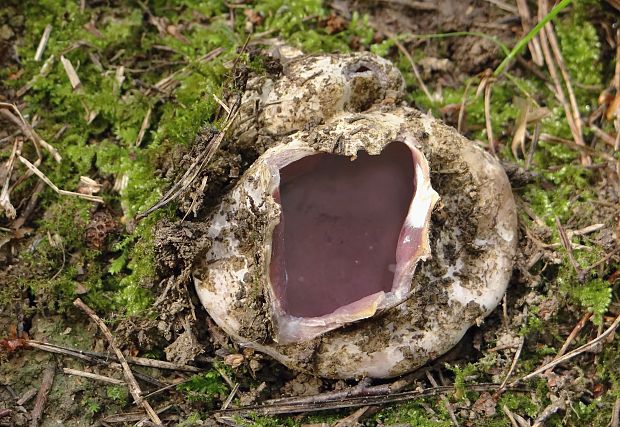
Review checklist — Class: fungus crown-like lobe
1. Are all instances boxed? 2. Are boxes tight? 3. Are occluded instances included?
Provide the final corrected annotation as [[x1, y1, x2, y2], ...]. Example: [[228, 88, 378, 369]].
[[269, 142, 416, 319]]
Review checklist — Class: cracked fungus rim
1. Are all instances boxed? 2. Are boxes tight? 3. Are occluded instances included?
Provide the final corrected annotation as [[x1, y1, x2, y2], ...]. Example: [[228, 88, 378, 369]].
[[258, 138, 439, 344]]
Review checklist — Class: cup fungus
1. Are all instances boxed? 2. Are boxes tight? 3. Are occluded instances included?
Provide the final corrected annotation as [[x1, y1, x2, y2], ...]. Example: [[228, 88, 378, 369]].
[[192, 51, 518, 379]]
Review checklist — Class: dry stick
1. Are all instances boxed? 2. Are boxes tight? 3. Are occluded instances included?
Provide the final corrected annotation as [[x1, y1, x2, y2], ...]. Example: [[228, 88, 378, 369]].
[[11, 180, 45, 230], [494, 336, 525, 398], [515, 0, 543, 65], [425, 372, 459, 427], [34, 25, 52, 61], [545, 311, 593, 375], [73, 298, 162, 426], [537, 2, 590, 165], [219, 384, 528, 416], [30, 360, 56, 427], [18, 156, 103, 203], [62, 367, 125, 385], [387, 32, 434, 104], [511, 313, 620, 385], [27, 339, 202, 372]]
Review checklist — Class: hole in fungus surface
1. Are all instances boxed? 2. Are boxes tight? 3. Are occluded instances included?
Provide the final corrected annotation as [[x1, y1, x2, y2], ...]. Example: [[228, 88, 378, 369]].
[[269, 142, 416, 318]]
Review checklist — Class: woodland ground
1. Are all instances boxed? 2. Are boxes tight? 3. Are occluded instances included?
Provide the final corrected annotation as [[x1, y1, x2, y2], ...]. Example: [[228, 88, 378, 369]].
[[0, 0, 619, 426]]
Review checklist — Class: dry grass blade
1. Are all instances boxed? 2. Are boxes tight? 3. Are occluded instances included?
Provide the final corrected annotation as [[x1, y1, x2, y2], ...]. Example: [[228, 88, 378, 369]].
[[483, 76, 496, 156], [511, 313, 620, 385], [18, 156, 104, 203], [0, 103, 61, 162], [511, 98, 530, 159], [0, 138, 22, 219], [73, 298, 162, 426], [34, 24, 52, 61], [385, 32, 434, 104], [515, 0, 543, 65], [136, 94, 240, 220], [537, 1, 590, 165], [544, 311, 592, 375], [60, 55, 81, 89]]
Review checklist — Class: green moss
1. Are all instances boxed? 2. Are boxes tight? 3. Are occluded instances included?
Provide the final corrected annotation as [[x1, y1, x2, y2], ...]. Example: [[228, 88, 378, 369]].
[[375, 399, 452, 426], [177, 369, 228, 405]]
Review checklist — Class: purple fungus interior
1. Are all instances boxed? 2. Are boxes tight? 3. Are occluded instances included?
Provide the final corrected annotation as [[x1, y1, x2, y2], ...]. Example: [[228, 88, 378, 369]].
[[269, 142, 416, 318]]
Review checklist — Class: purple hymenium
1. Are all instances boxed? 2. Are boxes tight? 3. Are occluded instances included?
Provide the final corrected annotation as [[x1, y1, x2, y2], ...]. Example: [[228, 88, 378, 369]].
[[266, 140, 438, 343]]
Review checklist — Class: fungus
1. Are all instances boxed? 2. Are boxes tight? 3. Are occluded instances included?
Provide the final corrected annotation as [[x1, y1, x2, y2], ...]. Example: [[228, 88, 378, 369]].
[[191, 52, 517, 379]]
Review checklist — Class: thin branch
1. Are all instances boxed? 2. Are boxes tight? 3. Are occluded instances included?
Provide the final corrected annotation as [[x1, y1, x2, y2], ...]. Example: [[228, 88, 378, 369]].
[[73, 298, 162, 426], [511, 313, 620, 385], [30, 360, 56, 427], [62, 367, 125, 385], [218, 384, 528, 416], [547, 311, 593, 375]]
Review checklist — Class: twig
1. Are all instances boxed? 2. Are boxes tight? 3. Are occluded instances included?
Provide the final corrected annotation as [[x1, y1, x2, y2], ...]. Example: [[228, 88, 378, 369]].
[[26, 339, 203, 372], [221, 383, 239, 410], [34, 25, 52, 61], [18, 156, 104, 203], [511, 313, 620, 385], [426, 371, 459, 426], [62, 367, 125, 385], [11, 180, 45, 230], [30, 360, 56, 427], [495, 335, 525, 397], [387, 33, 434, 104], [375, 0, 437, 11], [544, 312, 592, 376], [218, 384, 527, 416], [73, 298, 162, 426]]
